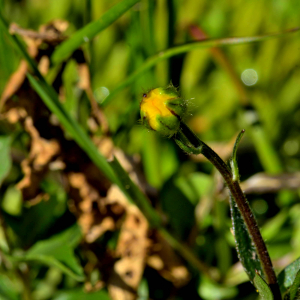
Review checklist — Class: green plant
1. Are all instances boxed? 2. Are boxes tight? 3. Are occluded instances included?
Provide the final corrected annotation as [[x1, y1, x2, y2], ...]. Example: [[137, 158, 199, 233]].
[[1, 1, 300, 300], [140, 85, 291, 299]]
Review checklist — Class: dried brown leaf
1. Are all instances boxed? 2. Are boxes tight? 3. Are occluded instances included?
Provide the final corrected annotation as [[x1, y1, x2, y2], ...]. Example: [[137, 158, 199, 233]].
[[2, 20, 69, 108], [39, 56, 50, 75], [24, 117, 60, 168], [68, 174, 125, 243], [94, 136, 115, 160], [3, 107, 27, 124], [114, 210, 148, 288], [241, 172, 300, 194], [108, 189, 149, 300], [10, 20, 68, 45], [0, 60, 28, 106], [17, 117, 60, 202]]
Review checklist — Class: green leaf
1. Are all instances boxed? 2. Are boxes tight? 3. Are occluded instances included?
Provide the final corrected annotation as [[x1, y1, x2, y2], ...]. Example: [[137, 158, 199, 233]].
[[26, 223, 82, 253], [51, 0, 140, 64], [101, 28, 299, 106], [52, 289, 111, 300], [229, 196, 263, 282], [229, 130, 263, 281], [288, 269, 300, 300], [24, 249, 84, 281], [278, 257, 300, 293], [10, 225, 84, 281], [254, 272, 274, 300], [0, 135, 12, 185]]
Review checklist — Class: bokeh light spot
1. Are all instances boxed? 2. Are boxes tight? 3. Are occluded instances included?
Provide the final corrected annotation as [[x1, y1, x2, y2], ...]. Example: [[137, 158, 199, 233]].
[[252, 199, 268, 215], [284, 139, 299, 156], [241, 69, 258, 86]]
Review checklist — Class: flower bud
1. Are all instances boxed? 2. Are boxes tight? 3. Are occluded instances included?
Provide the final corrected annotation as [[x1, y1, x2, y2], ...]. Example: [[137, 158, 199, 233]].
[[140, 86, 186, 137]]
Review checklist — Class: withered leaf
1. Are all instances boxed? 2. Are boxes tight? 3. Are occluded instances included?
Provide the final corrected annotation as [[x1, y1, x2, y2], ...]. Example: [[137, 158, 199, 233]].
[[68, 175, 125, 243], [107, 186, 149, 300], [0, 60, 28, 106], [17, 117, 60, 202], [241, 172, 300, 194]]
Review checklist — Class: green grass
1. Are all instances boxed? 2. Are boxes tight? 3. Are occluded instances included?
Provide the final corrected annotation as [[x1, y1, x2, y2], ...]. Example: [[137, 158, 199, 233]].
[[0, 0, 300, 299]]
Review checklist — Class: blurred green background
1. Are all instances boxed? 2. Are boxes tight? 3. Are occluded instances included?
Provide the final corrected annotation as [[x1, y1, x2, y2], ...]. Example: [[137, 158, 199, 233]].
[[0, 0, 300, 299]]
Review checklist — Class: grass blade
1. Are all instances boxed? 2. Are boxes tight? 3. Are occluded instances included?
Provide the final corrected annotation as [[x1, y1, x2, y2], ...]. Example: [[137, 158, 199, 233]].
[[101, 27, 299, 106], [51, 0, 140, 64]]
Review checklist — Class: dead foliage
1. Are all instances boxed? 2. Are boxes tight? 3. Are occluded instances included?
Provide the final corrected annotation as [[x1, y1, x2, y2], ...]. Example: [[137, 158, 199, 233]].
[[241, 172, 300, 194], [17, 116, 60, 204], [107, 187, 149, 300]]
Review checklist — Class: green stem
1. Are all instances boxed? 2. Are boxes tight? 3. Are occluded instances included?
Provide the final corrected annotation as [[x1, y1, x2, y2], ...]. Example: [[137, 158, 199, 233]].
[[175, 122, 281, 300]]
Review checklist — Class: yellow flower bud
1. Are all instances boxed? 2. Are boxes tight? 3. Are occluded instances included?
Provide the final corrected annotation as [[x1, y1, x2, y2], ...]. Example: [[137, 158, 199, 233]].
[[140, 86, 186, 137]]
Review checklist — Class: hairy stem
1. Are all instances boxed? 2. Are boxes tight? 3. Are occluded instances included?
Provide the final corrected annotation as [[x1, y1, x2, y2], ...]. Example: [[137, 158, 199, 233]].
[[176, 122, 281, 300]]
